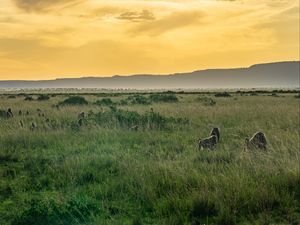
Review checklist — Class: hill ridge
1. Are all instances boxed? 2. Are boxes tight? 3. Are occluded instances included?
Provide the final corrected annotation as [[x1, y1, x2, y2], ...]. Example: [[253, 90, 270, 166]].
[[0, 61, 299, 89]]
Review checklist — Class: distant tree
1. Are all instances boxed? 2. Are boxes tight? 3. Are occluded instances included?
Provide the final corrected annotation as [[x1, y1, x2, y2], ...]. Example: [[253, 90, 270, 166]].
[[37, 95, 50, 101], [59, 96, 88, 105]]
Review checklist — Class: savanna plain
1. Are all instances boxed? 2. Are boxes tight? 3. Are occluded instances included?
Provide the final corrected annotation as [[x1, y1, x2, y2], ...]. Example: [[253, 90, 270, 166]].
[[0, 91, 299, 225]]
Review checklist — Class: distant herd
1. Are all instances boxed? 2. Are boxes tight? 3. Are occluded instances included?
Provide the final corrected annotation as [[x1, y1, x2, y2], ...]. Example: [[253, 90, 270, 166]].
[[1, 108, 268, 151]]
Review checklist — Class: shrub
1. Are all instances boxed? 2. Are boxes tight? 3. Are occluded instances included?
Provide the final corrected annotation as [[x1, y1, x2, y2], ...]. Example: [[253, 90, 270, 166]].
[[271, 93, 279, 97], [149, 94, 178, 103], [37, 95, 50, 101], [7, 95, 16, 99], [94, 98, 114, 106], [215, 92, 232, 97], [197, 97, 216, 106], [119, 99, 129, 105], [92, 108, 164, 129], [88, 107, 187, 130], [249, 92, 258, 96], [126, 95, 151, 105], [24, 96, 34, 101], [59, 96, 88, 106]]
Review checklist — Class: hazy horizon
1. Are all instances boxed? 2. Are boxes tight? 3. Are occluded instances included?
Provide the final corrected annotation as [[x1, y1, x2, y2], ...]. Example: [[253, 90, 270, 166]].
[[0, 61, 298, 89], [0, 60, 299, 81]]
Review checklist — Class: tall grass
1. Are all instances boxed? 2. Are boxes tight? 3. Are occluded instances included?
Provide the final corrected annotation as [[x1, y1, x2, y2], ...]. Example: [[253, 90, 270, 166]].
[[0, 93, 299, 225]]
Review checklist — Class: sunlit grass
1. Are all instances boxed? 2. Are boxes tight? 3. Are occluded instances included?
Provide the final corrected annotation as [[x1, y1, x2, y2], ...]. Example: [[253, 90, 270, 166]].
[[0, 92, 299, 225]]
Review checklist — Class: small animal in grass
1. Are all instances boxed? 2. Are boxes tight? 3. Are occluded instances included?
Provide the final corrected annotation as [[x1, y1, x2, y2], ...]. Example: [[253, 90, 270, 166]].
[[198, 135, 218, 150], [30, 122, 37, 131], [245, 132, 267, 150], [6, 108, 13, 118], [210, 127, 220, 142]]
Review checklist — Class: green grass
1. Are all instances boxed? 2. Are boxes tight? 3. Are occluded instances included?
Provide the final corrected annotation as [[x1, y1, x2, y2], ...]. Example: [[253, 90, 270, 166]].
[[0, 92, 299, 225]]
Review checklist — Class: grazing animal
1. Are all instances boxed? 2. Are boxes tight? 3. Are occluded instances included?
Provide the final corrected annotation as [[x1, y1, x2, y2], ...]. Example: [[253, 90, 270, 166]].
[[130, 125, 139, 131], [210, 127, 220, 142], [19, 110, 22, 116], [30, 122, 37, 131], [7, 108, 13, 118], [245, 132, 267, 150], [198, 135, 218, 150]]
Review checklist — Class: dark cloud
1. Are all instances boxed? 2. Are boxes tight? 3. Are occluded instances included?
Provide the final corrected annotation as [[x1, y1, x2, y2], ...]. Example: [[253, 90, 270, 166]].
[[12, 0, 84, 12], [117, 10, 155, 22]]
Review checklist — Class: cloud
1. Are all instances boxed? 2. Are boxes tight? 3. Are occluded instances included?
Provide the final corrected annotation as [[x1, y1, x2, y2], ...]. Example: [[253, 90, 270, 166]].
[[117, 10, 155, 22], [12, 0, 84, 12], [129, 10, 205, 36]]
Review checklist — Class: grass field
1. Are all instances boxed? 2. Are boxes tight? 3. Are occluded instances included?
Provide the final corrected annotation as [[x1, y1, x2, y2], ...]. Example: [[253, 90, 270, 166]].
[[0, 91, 299, 225]]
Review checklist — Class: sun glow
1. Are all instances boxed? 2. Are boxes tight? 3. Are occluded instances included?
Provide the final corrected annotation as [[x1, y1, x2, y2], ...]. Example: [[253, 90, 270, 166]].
[[0, 0, 299, 80]]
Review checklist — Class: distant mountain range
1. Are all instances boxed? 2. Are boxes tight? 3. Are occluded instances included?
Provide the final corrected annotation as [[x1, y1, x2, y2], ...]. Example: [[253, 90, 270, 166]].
[[0, 61, 299, 89]]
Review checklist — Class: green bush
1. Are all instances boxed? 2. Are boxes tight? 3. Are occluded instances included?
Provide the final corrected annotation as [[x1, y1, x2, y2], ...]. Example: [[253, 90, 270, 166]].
[[24, 96, 34, 101], [149, 94, 178, 103], [196, 97, 216, 106], [37, 95, 50, 101], [215, 92, 232, 97], [119, 99, 129, 105], [126, 95, 151, 105], [94, 98, 115, 106], [271, 93, 279, 97], [88, 107, 187, 130], [59, 96, 88, 106], [91, 108, 165, 129]]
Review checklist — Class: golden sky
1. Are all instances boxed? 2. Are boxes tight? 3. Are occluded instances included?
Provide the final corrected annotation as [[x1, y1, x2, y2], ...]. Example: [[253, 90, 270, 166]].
[[0, 0, 299, 80]]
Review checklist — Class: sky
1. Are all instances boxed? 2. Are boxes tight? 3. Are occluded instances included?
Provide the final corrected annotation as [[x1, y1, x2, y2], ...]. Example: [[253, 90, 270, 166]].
[[0, 0, 299, 80]]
